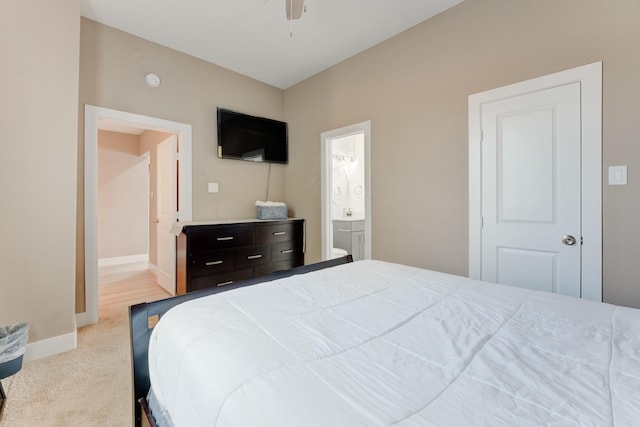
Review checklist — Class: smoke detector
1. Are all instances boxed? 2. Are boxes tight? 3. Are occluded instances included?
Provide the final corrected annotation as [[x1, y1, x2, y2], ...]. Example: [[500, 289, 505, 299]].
[[144, 73, 161, 88]]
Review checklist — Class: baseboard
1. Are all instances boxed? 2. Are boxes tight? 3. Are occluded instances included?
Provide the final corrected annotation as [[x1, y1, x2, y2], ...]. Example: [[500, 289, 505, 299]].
[[98, 254, 149, 267], [148, 262, 158, 275], [75, 310, 98, 328], [23, 330, 77, 363]]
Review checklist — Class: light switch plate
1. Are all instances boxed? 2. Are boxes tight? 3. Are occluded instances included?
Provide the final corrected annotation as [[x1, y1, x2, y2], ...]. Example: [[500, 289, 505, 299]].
[[208, 182, 219, 193], [608, 165, 627, 186]]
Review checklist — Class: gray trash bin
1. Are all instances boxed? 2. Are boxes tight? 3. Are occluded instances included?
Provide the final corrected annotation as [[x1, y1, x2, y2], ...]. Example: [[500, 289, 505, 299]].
[[0, 322, 29, 418]]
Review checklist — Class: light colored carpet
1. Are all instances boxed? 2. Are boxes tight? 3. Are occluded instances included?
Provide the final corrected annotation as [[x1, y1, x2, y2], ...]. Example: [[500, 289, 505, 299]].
[[1, 306, 132, 426]]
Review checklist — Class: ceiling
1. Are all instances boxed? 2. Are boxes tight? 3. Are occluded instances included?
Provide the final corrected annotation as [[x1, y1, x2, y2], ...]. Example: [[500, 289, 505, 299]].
[[81, 0, 463, 90]]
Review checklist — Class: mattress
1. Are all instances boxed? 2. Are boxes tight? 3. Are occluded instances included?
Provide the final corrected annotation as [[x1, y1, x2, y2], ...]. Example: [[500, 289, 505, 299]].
[[148, 260, 640, 426]]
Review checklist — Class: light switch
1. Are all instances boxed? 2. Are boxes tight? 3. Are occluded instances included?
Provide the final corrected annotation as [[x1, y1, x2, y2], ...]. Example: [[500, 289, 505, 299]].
[[608, 165, 627, 186], [208, 182, 219, 193]]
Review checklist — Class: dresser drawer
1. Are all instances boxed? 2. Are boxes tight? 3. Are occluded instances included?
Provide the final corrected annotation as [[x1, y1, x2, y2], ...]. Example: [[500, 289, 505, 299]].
[[271, 241, 303, 263], [188, 226, 253, 250], [189, 249, 235, 277], [255, 222, 301, 245], [236, 245, 270, 268], [189, 268, 254, 292]]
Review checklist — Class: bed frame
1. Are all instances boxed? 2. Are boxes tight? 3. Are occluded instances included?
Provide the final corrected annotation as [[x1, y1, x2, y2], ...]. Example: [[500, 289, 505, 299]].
[[129, 255, 353, 427]]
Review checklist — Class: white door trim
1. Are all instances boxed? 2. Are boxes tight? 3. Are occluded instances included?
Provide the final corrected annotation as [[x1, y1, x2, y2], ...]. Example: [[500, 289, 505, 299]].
[[78, 105, 193, 327], [321, 121, 372, 261], [469, 61, 602, 301]]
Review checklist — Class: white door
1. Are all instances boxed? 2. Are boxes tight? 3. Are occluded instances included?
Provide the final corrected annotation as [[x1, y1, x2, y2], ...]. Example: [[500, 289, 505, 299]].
[[157, 135, 178, 295], [481, 82, 581, 297]]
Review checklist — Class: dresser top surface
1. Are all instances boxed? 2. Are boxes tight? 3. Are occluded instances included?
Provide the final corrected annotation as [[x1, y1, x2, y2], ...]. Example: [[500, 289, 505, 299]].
[[171, 218, 303, 236]]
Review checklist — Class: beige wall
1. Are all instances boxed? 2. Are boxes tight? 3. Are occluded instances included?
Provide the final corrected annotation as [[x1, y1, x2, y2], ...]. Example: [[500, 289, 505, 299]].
[[284, 0, 640, 308], [77, 19, 286, 312], [98, 131, 149, 260], [0, 0, 80, 342]]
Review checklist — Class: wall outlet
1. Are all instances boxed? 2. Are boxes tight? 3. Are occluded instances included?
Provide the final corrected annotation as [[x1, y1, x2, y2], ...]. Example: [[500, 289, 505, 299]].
[[208, 182, 219, 193]]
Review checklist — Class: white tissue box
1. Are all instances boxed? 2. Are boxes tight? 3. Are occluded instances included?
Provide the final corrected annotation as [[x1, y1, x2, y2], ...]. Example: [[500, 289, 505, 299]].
[[256, 202, 288, 219]]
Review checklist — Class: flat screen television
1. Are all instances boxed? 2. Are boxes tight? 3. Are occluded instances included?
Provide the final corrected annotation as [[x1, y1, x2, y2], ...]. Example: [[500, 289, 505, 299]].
[[217, 108, 288, 164]]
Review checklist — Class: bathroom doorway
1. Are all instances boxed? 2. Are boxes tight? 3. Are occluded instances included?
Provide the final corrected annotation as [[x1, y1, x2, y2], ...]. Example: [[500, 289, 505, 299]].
[[321, 121, 371, 261]]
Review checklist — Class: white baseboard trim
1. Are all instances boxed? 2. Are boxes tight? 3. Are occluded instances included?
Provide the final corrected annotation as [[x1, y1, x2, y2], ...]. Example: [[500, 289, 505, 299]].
[[148, 262, 158, 275], [75, 309, 98, 328], [98, 254, 149, 267], [23, 330, 77, 362]]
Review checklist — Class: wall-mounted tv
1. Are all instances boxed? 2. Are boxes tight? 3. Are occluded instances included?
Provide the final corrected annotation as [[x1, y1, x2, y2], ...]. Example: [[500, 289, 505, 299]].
[[217, 108, 288, 164]]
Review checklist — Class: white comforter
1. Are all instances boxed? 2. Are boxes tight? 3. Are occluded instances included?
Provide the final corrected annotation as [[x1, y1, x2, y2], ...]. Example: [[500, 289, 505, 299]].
[[148, 260, 640, 426]]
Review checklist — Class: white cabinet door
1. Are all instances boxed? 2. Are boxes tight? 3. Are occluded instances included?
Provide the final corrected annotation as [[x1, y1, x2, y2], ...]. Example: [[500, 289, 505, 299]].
[[351, 231, 365, 261]]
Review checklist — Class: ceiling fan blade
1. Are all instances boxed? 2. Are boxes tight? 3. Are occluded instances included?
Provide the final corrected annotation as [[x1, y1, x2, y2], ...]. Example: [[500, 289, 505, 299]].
[[285, 0, 305, 20]]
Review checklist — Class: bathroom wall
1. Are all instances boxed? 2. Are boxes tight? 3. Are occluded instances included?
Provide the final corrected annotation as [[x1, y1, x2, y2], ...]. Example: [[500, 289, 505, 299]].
[[331, 134, 365, 219]]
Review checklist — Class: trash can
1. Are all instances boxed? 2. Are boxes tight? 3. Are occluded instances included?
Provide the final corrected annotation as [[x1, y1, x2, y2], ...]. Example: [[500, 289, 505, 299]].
[[0, 322, 29, 418]]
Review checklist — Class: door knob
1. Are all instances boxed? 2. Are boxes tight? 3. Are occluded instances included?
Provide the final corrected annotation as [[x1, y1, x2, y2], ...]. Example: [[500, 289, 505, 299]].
[[153, 219, 160, 224], [562, 235, 577, 246]]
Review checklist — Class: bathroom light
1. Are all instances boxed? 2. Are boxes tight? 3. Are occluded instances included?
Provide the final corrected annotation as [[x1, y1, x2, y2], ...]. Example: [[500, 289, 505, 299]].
[[145, 73, 161, 88]]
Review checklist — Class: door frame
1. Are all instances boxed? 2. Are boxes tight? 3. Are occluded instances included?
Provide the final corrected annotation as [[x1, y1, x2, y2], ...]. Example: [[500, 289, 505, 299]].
[[468, 61, 602, 301], [320, 121, 372, 261], [78, 105, 193, 327]]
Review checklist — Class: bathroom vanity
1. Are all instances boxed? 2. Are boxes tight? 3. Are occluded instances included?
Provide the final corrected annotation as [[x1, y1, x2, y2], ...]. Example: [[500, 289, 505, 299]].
[[332, 218, 365, 261]]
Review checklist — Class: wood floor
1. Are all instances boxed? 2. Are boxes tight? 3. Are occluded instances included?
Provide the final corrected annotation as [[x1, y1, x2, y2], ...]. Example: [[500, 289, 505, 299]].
[[98, 261, 171, 316]]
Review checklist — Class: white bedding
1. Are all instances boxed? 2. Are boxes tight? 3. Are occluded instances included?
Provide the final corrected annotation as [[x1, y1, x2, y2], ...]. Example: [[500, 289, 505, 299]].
[[148, 260, 640, 426]]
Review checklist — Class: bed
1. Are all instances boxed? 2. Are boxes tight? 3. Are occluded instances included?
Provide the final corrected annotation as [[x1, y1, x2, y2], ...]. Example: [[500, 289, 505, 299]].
[[130, 257, 640, 426]]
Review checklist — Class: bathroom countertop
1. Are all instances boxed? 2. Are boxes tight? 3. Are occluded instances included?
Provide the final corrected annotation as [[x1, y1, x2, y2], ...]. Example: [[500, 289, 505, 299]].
[[332, 216, 364, 222]]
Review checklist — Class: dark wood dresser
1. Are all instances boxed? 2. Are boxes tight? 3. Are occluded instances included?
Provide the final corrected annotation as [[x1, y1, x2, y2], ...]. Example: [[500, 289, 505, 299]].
[[176, 219, 305, 294]]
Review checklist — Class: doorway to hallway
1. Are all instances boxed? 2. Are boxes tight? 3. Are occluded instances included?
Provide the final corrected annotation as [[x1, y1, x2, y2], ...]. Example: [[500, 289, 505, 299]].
[[79, 105, 193, 327]]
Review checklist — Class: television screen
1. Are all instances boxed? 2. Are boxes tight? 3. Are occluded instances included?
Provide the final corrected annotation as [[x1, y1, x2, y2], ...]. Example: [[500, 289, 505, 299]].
[[217, 108, 288, 164]]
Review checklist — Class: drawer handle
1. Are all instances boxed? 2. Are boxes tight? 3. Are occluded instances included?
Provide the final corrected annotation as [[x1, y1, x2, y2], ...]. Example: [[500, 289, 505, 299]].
[[216, 280, 234, 287], [273, 231, 287, 236], [338, 229, 350, 232], [217, 236, 234, 241], [247, 254, 263, 260], [205, 260, 223, 266], [280, 249, 294, 254]]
